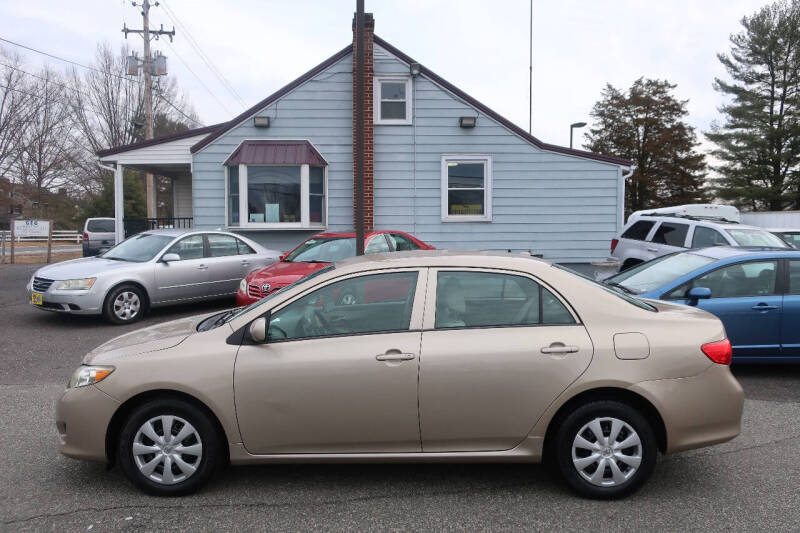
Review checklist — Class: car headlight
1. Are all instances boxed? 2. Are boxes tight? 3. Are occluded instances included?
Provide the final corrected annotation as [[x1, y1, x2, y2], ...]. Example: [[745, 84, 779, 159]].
[[239, 279, 248, 293], [68, 365, 114, 388], [55, 278, 97, 291]]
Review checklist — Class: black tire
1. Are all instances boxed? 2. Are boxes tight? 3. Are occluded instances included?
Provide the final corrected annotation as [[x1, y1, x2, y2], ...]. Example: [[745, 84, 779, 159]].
[[118, 398, 221, 496], [103, 284, 146, 324], [554, 400, 657, 499]]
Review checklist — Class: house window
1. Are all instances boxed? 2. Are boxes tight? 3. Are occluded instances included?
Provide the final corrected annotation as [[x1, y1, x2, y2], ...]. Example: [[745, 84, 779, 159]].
[[441, 155, 492, 222], [374, 77, 412, 125], [226, 163, 327, 229]]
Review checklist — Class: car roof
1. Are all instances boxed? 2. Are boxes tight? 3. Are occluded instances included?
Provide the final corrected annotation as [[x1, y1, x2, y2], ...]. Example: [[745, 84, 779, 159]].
[[310, 229, 406, 238], [688, 245, 800, 260], [332, 249, 550, 270], [767, 228, 800, 232], [629, 216, 764, 230]]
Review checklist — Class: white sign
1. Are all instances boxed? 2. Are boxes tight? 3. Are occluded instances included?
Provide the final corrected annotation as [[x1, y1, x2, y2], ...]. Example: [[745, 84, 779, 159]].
[[13, 219, 50, 238]]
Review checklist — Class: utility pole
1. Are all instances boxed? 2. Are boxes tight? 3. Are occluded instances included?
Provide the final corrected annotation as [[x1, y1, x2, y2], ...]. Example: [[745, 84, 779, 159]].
[[123, 1, 174, 219]]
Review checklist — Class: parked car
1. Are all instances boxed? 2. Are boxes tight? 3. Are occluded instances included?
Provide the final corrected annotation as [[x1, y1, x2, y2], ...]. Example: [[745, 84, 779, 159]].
[[604, 246, 800, 363], [611, 210, 788, 270], [28, 229, 280, 324], [82, 217, 116, 257], [767, 228, 800, 248], [56, 251, 743, 498], [236, 229, 435, 306]]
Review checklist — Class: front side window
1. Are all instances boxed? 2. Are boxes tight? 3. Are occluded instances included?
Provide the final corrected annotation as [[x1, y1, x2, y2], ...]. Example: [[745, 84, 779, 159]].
[[692, 226, 728, 248], [166, 235, 205, 260], [442, 156, 492, 222], [667, 260, 778, 299], [651, 222, 689, 247], [268, 271, 419, 341], [247, 166, 301, 223], [374, 77, 411, 124], [434, 271, 574, 329], [621, 220, 655, 241], [365, 235, 390, 254]]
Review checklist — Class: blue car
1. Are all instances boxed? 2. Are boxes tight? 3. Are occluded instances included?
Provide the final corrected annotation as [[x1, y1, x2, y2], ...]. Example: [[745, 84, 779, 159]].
[[604, 246, 800, 363]]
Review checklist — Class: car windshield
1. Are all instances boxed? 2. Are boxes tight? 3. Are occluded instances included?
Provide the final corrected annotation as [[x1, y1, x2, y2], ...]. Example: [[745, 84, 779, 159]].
[[606, 252, 716, 294], [101, 233, 174, 262], [284, 237, 356, 263], [555, 264, 657, 312], [727, 229, 788, 248]]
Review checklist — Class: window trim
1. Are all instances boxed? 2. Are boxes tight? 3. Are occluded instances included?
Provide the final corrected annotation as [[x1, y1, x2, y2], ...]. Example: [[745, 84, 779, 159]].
[[373, 76, 413, 125], [440, 154, 493, 222]]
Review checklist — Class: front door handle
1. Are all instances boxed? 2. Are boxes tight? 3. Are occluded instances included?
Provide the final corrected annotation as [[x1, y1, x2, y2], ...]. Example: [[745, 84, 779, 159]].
[[541, 343, 579, 355], [646, 247, 658, 253], [751, 304, 778, 311], [240, 260, 250, 266], [376, 350, 415, 361], [197, 264, 208, 270]]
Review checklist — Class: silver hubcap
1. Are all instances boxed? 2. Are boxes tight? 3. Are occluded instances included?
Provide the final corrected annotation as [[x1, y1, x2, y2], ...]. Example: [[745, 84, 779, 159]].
[[572, 417, 642, 487], [132, 415, 203, 485], [113, 291, 140, 321]]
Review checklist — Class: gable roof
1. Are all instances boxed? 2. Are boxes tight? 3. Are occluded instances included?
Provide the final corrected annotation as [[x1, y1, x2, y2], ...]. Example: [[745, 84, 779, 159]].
[[96, 122, 226, 158], [188, 36, 631, 167]]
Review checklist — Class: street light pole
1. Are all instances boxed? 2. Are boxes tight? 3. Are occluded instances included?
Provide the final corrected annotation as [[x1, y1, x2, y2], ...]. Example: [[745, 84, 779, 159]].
[[569, 121, 587, 149]]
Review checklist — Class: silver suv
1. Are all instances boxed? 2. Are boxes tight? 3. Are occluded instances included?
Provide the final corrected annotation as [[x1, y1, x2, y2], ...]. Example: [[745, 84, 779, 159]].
[[611, 214, 789, 270], [82, 217, 115, 257]]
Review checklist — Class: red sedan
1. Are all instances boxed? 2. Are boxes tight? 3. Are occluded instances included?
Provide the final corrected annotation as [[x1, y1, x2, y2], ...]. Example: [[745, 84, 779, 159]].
[[236, 230, 434, 306]]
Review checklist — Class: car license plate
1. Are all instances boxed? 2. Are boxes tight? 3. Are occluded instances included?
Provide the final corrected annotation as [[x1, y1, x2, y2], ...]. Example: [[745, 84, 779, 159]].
[[31, 293, 43, 305]]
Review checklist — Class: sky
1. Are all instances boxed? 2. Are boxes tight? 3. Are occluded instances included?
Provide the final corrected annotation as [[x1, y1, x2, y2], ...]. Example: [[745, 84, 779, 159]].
[[0, 0, 770, 153]]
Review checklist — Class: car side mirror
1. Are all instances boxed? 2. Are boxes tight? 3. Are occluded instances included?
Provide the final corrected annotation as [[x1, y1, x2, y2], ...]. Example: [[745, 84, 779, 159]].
[[249, 317, 267, 343], [162, 253, 181, 262], [688, 286, 711, 303], [279, 252, 288, 261]]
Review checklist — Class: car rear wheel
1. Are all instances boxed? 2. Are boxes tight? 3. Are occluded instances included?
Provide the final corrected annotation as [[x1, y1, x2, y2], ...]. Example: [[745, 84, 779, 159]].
[[554, 400, 657, 499], [103, 284, 145, 324], [118, 399, 220, 496]]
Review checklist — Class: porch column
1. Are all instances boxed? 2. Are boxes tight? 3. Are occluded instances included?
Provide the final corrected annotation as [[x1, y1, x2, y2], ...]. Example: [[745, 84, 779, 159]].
[[114, 164, 125, 244]]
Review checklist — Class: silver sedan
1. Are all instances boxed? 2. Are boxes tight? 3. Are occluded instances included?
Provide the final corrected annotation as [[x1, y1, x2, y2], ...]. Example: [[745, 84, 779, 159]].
[[27, 229, 281, 324]]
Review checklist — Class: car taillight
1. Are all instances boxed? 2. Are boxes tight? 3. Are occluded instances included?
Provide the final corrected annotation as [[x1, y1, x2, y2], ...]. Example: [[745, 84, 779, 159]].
[[610, 238, 619, 254], [702, 338, 732, 365], [82, 232, 88, 242]]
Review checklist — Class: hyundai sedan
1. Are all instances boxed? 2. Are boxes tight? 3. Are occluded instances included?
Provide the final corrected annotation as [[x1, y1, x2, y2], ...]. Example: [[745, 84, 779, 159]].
[[56, 251, 743, 498]]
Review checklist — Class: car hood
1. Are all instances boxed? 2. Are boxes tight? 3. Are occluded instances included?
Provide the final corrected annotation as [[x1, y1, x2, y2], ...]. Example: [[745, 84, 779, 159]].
[[247, 260, 330, 286], [35, 256, 143, 280], [83, 313, 215, 365]]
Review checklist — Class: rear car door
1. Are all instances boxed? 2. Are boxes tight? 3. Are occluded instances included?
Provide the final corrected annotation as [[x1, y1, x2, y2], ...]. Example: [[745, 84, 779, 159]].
[[613, 219, 657, 265], [781, 259, 800, 357], [205, 233, 251, 296], [418, 269, 593, 452], [668, 260, 782, 358], [646, 221, 690, 259], [153, 234, 209, 302], [234, 269, 424, 454]]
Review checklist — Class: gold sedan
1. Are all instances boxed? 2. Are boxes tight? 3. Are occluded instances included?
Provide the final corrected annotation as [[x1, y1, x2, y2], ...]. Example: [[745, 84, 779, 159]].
[[56, 251, 743, 498]]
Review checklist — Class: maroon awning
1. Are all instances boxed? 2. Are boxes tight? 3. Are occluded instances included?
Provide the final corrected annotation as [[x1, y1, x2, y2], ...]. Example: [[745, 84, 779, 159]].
[[224, 140, 327, 166]]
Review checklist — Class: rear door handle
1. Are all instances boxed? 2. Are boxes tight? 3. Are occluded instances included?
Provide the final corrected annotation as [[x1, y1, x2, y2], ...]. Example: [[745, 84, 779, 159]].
[[240, 260, 250, 266], [376, 351, 415, 361], [646, 247, 658, 253], [541, 343, 579, 354], [752, 304, 777, 311]]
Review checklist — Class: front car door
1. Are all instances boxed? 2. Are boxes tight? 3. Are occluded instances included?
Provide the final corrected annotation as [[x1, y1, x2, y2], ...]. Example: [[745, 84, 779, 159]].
[[153, 234, 209, 303], [418, 269, 593, 452], [234, 269, 425, 454], [666, 259, 782, 359]]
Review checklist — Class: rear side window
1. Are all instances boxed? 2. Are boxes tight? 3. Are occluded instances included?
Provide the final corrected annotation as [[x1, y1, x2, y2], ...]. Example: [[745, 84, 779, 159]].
[[651, 222, 689, 247], [387, 233, 420, 251], [236, 238, 256, 255], [621, 220, 655, 241], [86, 219, 115, 232], [692, 226, 728, 248], [207, 234, 239, 257]]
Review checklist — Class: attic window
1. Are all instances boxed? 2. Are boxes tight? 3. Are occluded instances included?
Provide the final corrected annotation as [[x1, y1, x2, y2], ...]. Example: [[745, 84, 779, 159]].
[[374, 77, 412, 125]]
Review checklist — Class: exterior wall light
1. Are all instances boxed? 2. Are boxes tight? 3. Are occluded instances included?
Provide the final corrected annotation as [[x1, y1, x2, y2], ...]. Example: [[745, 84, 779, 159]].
[[253, 116, 270, 128], [459, 116, 477, 128], [409, 62, 421, 77]]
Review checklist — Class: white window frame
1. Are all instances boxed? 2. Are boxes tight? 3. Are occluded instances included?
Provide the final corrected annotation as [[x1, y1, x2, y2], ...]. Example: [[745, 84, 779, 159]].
[[373, 76, 413, 125], [224, 163, 328, 230], [440, 154, 493, 222]]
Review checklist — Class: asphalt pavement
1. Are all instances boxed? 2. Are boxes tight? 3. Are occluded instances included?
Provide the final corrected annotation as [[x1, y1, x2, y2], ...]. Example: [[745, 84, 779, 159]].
[[1, 263, 799, 531]]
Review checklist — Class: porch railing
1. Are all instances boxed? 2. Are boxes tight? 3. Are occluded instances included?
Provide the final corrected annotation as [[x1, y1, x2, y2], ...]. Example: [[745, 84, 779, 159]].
[[124, 217, 193, 237]]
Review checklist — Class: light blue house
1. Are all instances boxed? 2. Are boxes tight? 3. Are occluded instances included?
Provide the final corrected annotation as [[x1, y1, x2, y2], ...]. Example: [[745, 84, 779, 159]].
[[98, 14, 632, 264]]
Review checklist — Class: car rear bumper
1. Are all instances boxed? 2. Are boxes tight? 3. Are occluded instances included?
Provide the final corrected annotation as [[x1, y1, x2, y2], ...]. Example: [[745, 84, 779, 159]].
[[55, 385, 120, 462], [630, 363, 744, 454]]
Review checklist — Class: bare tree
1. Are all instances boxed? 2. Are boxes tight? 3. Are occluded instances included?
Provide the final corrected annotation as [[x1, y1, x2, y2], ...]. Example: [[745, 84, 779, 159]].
[[0, 47, 36, 182]]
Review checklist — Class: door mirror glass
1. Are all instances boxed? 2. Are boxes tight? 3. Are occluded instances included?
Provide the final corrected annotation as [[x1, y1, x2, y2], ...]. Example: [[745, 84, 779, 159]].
[[162, 253, 181, 262], [688, 286, 711, 300], [249, 317, 267, 343]]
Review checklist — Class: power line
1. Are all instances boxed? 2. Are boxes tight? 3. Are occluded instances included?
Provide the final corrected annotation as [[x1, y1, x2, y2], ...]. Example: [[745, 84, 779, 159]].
[[159, 0, 247, 109], [153, 86, 202, 126], [163, 38, 232, 115]]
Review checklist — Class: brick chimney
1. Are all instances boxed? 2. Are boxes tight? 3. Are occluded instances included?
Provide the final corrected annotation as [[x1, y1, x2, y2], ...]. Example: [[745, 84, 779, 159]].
[[352, 12, 374, 231]]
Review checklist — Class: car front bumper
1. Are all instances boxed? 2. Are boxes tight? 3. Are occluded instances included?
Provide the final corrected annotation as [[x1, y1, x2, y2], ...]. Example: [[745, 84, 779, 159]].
[[55, 384, 121, 462], [27, 285, 104, 315], [631, 363, 744, 454]]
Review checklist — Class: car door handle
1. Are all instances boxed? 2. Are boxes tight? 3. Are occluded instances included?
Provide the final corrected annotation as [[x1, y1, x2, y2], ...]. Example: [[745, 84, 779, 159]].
[[646, 247, 658, 253], [752, 304, 778, 311], [240, 260, 250, 266], [197, 264, 208, 270], [541, 343, 579, 355], [376, 351, 415, 361]]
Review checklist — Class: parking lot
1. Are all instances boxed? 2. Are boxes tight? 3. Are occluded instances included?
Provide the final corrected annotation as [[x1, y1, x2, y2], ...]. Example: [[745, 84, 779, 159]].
[[1, 262, 800, 531]]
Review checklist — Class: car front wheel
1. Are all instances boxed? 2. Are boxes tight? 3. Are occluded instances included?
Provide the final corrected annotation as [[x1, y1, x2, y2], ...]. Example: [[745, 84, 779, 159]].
[[118, 399, 220, 496], [554, 400, 657, 499], [103, 284, 145, 324]]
